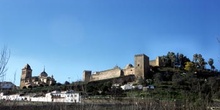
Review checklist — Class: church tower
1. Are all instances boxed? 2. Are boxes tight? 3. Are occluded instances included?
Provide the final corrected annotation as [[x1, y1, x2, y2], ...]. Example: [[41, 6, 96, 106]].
[[20, 64, 32, 89], [134, 54, 150, 79]]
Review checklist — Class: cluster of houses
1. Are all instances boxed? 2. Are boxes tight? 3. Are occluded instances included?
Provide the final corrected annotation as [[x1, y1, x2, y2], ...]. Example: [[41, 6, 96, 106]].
[[0, 90, 81, 103], [120, 84, 154, 91]]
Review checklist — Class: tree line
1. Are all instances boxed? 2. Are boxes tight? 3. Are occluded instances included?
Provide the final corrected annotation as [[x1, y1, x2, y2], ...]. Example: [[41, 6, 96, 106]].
[[159, 52, 216, 72]]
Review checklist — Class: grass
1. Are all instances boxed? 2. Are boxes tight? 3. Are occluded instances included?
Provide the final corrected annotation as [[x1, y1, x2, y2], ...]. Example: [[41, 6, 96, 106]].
[[0, 97, 210, 110]]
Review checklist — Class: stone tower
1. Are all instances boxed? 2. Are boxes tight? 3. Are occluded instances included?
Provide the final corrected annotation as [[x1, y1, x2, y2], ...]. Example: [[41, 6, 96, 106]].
[[134, 54, 150, 79], [20, 64, 32, 89], [155, 56, 161, 66], [83, 70, 91, 83]]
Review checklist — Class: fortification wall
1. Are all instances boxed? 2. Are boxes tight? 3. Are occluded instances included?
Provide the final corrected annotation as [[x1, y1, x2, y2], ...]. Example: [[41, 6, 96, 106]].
[[150, 60, 157, 66], [90, 68, 122, 81], [82, 54, 152, 82], [123, 67, 135, 76], [150, 57, 162, 67]]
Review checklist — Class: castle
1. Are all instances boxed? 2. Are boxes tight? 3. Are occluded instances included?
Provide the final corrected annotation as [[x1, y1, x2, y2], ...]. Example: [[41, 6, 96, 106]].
[[20, 64, 56, 89], [83, 54, 162, 83]]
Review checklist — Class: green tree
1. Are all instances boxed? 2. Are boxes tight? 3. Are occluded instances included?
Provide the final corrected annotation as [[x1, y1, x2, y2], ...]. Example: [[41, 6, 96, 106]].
[[161, 55, 169, 67], [178, 53, 184, 66], [136, 76, 145, 85], [166, 52, 176, 67], [184, 62, 195, 72], [193, 54, 198, 63], [197, 54, 207, 69], [193, 54, 206, 70], [181, 55, 191, 69], [173, 53, 190, 69], [172, 73, 184, 88], [153, 72, 163, 85], [208, 58, 215, 70], [193, 53, 199, 69]]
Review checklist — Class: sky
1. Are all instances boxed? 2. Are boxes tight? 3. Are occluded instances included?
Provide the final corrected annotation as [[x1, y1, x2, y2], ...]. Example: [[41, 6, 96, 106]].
[[0, 0, 220, 86]]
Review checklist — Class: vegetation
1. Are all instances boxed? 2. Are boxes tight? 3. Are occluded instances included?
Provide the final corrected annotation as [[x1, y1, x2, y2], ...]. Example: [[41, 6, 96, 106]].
[[2, 51, 220, 109], [79, 51, 220, 109]]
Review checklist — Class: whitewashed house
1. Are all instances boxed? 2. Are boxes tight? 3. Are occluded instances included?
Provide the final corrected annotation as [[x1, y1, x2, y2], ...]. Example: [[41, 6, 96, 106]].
[[121, 84, 133, 90], [31, 93, 52, 102], [0, 93, 30, 101], [51, 90, 81, 103], [0, 90, 81, 103], [121, 84, 143, 90]]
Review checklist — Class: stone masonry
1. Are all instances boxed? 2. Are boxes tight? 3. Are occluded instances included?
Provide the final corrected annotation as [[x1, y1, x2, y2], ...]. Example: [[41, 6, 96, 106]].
[[83, 54, 158, 83]]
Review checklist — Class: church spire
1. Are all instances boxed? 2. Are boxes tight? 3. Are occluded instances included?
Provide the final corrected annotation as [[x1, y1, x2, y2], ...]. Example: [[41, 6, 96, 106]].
[[43, 66, 45, 72]]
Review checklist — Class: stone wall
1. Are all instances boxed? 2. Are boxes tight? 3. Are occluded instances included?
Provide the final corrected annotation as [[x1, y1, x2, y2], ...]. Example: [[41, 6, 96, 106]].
[[90, 67, 122, 81], [150, 60, 157, 66], [82, 54, 151, 82], [150, 57, 161, 67], [123, 67, 135, 76]]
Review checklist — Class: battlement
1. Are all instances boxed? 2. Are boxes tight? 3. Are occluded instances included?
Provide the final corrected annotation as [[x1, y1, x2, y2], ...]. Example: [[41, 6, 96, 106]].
[[82, 54, 151, 83], [150, 56, 162, 67]]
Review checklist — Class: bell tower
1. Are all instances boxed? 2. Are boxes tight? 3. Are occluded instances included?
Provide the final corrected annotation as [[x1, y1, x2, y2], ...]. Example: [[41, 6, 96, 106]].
[[20, 64, 32, 89]]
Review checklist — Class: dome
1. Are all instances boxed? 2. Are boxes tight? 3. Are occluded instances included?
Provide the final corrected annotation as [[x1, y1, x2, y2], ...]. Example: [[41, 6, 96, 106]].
[[125, 64, 133, 69], [39, 68, 48, 77], [40, 71, 48, 77]]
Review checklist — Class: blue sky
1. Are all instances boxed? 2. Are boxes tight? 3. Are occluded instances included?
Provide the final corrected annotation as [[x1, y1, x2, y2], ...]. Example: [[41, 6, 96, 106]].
[[0, 0, 220, 86]]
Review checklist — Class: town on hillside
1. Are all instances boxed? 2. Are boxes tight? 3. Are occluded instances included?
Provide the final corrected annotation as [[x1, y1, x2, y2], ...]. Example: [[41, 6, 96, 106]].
[[0, 52, 220, 109]]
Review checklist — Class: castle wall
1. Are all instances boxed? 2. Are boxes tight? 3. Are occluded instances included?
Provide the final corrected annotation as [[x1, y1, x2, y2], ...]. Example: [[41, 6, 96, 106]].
[[150, 60, 156, 66], [150, 57, 162, 67], [123, 67, 135, 76], [82, 54, 151, 83], [90, 67, 122, 81]]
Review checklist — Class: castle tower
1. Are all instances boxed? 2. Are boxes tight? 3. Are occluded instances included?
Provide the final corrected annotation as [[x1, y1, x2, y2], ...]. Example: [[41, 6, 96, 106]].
[[83, 70, 91, 83], [20, 64, 32, 89], [155, 56, 161, 66], [134, 54, 150, 79]]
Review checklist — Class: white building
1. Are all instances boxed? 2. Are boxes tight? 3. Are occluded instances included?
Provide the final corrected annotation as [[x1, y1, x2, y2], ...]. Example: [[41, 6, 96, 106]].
[[51, 90, 81, 103], [31, 93, 52, 102], [121, 84, 143, 90], [0, 90, 81, 103], [121, 84, 133, 90], [0, 93, 30, 101]]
